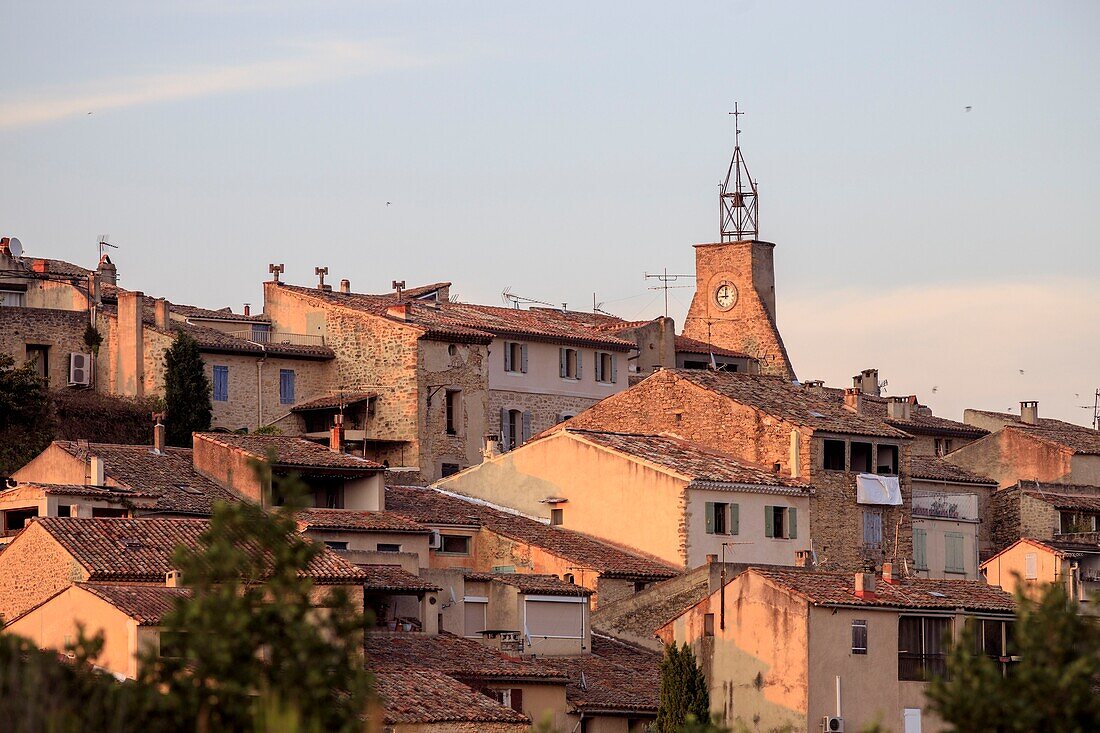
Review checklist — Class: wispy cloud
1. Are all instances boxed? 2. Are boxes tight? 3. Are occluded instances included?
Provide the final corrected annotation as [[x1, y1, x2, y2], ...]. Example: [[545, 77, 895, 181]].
[[0, 39, 427, 130]]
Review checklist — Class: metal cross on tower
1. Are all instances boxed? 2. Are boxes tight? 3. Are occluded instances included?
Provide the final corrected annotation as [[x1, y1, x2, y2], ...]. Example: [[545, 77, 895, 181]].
[[719, 102, 760, 242]]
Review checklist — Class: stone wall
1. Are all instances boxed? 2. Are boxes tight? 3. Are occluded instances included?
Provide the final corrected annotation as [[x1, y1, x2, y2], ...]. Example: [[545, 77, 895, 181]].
[[946, 430, 1075, 488], [0, 523, 88, 622], [488, 389, 599, 445], [420, 340, 489, 481], [0, 307, 91, 389], [204, 352, 333, 431]]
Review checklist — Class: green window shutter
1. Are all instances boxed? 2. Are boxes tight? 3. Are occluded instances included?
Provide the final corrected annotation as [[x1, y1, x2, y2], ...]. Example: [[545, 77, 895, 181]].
[[788, 508, 797, 539], [764, 506, 774, 537], [946, 532, 964, 572], [914, 529, 927, 569], [730, 503, 739, 535], [705, 502, 715, 534]]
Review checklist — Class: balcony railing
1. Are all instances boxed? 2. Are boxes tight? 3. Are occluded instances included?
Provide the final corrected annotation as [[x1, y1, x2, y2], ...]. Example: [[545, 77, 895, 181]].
[[898, 653, 948, 681], [228, 330, 325, 346], [912, 491, 979, 521]]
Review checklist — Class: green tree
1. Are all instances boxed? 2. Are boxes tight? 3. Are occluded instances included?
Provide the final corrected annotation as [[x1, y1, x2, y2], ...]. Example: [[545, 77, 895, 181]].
[[927, 582, 1100, 733], [0, 352, 55, 478], [656, 642, 711, 733], [163, 331, 212, 446], [139, 459, 372, 733]]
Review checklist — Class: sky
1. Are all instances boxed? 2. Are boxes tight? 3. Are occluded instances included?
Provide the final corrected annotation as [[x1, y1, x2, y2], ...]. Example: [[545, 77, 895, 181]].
[[2, 1, 1097, 425]]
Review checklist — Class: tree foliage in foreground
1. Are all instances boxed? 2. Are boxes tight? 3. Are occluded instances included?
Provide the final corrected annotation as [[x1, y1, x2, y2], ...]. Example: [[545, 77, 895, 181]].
[[656, 642, 711, 733]]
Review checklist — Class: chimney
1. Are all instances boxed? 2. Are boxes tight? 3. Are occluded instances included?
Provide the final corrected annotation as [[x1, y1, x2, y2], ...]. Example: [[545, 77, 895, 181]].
[[882, 562, 898, 584], [153, 421, 166, 454], [483, 434, 502, 461], [803, 380, 825, 392], [387, 302, 411, 321], [1020, 401, 1038, 425], [789, 429, 801, 478], [706, 553, 718, 564], [859, 368, 880, 396], [154, 298, 170, 331], [97, 254, 117, 286], [243, 303, 251, 317], [330, 414, 345, 452], [340, 279, 351, 294], [854, 571, 877, 600], [87, 272, 101, 306], [165, 570, 182, 588], [118, 290, 145, 397], [0, 237, 9, 256], [887, 396, 913, 421], [843, 387, 862, 414], [795, 550, 814, 568], [89, 455, 105, 486]]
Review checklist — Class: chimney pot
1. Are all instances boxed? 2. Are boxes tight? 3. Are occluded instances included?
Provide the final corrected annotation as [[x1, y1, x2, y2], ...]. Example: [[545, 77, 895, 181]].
[[860, 368, 880, 396], [882, 562, 898, 584], [330, 415, 345, 452], [154, 298, 170, 331], [843, 387, 863, 414], [32, 259, 48, 274], [340, 279, 351, 294], [1020, 401, 1038, 425], [165, 570, 182, 588], [887, 396, 912, 421], [483, 434, 502, 461], [387, 302, 411, 321], [243, 303, 251, 317], [795, 550, 814, 568], [153, 422, 166, 454], [854, 571, 877, 599]]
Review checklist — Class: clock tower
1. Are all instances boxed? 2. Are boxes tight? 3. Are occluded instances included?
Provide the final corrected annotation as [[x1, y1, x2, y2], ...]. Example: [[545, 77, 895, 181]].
[[681, 107, 796, 381]]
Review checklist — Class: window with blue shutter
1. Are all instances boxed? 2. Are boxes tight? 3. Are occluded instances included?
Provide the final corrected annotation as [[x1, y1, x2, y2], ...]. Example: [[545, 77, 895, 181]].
[[279, 369, 295, 405], [212, 365, 229, 402]]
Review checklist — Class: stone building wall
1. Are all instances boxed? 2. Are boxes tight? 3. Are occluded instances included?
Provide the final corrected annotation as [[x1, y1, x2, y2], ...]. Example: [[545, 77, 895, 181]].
[[488, 390, 600, 445], [203, 352, 333, 432], [0, 307, 91, 389], [0, 524, 88, 622], [420, 340, 489, 481]]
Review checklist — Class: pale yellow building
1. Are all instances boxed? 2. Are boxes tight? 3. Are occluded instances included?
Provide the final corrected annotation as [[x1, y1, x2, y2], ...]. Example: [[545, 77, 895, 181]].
[[981, 537, 1100, 614]]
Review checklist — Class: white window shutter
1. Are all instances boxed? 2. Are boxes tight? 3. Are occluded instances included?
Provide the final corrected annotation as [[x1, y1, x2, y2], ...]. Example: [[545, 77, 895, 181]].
[[520, 344, 528, 373], [576, 350, 582, 380], [500, 407, 510, 448]]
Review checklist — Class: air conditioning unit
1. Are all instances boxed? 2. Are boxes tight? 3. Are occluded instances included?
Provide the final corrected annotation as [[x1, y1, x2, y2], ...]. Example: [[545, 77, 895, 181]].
[[823, 716, 844, 732], [68, 352, 92, 386], [428, 530, 441, 549]]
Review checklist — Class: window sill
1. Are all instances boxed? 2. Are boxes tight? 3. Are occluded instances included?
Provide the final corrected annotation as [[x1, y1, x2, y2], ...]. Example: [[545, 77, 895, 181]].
[[944, 569, 968, 576]]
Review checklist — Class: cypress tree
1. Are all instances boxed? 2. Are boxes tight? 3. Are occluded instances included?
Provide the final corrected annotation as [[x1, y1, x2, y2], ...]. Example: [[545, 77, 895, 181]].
[[657, 642, 711, 732], [163, 331, 212, 447]]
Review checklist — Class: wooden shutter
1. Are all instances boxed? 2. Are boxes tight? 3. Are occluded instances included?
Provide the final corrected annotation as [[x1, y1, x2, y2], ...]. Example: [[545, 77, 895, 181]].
[[730, 503, 739, 535], [705, 502, 715, 534], [611, 354, 618, 383], [576, 350, 582, 379], [559, 348, 567, 378], [521, 411, 532, 444], [914, 529, 927, 569], [764, 506, 774, 537], [788, 508, 797, 539], [510, 688, 523, 713], [520, 344, 528, 373], [500, 408, 510, 448], [594, 352, 601, 382], [504, 342, 512, 372]]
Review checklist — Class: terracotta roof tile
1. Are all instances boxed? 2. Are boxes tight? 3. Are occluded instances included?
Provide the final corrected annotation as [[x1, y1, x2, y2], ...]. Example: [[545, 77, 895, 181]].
[[463, 572, 593, 597], [365, 631, 567, 681], [812, 388, 988, 439], [290, 392, 376, 412], [194, 433, 384, 471], [1017, 487, 1100, 513], [565, 429, 810, 490], [910, 456, 997, 485], [374, 669, 529, 725], [76, 583, 191, 625], [751, 567, 1016, 613], [544, 634, 661, 713], [359, 564, 441, 593], [295, 508, 429, 534], [31, 517, 368, 584], [385, 486, 678, 580], [966, 410, 1100, 454], [55, 441, 242, 515], [6, 481, 160, 501], [674, 335, 751, 359]]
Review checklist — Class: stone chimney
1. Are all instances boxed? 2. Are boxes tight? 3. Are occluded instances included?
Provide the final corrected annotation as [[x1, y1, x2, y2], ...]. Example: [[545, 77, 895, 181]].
[[32, 259, 49, 274], [803, 379, 825, 392], [154, 298, 170, 331], [887, 396, 913, 421], [97, 254, 117, 286], [795, 550, 814, 568], [854, 571, 877, 600], [387, 302, 411, 321], [153, 421, 166, 454], [483, 434, 502, 461], [165, 570, 182, 588], [1020, 401, 1038, 425], [857, 368, 881, 396], [340, 279, 351, 294], [705, 553, 718, 564], [843, 387, 862, 414], [882, 562, 898, 584], [89, 455, 105, 486], [330, 414, 345, 452], [86, 272, 101, 306], [117, 290, 145, 397], [789, 429, 801, 478]]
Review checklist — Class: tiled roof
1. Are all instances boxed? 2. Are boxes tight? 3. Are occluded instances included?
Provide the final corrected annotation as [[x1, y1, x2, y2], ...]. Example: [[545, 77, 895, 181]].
[[910, 456, 997, 485], [751, 567, 1016, 613], [5, 481, 160, 501], [30, 258, 91, 278], [54, 441, 242, 515], [1018, 487, 1100, 513], [812, 388, 988, 439], [295, 508, 429, 534], [565, 430, 810, 490], [374, 669, 529, 725], [194, 434, 384, 471], [666, 371, 909, 438], [592, 576, 711, 641], [365, 631, 567, 681], [464, 572, 593, 597], [276, 283, 636, 350], [290, 392, 376, 412], [76, 583, 191, 626], [674, 334, 751, 359], [385, 486, 679, 580], [31, 517, 368, 584], [359, 564, 441, 593], [545, 634, 661, 713], [967, 410, 1100, 455]]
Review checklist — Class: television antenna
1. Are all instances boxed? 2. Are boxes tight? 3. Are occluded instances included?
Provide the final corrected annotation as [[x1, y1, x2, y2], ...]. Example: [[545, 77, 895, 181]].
[[501, 287, 566, 312], [644, 269, 695, 317], [97, 234, 118, 261]]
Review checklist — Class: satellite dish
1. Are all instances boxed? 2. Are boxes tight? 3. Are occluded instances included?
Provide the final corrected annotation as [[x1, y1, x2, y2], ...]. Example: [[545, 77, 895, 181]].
[[8, 237, 22, 258]]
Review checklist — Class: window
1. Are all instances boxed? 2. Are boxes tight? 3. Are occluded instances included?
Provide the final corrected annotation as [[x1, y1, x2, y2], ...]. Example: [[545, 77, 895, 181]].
[[440, 462, 461, 478], [57, 505, 72, 518], [439, 534, 471, 555], [525, 598, 584, 639], [501, 408, 531, 451], [559, 348, 580, 379], [913, 528, 928, 570], [1060, 511, 1097, 534], [91, 507, 127, 518], [934, 438, 954, 458], [324, 541, 349, 551], [634, 581, 650, 593], [445, 389, 461, 435], [377, 543, 401, 553], [482, 687, 523, 713], [968, 618, 1016, 676], [448, 344, 458, 357], [25, 345, 48, 381], [852, 619, 868, 654], [851, 442, 873, 473], [464, 598, 488, 636], [563, 573, 575, 584], [944, 532, 966, 574], [764, 505, 796, 539], [863, 509, 883, 549], [0, 289, 26, 307], [823, 439, 846, 471], [595, 352, 617, 383], [877, 444, 899, 475], [279, 369, 295, 404], [704, 613, 715, 637], [504, 342, 527, 373], [898, 616, 950, 680], [3, 507, 38, 533], [551, 508, 564, 526], [1024, 552, 1038, 580], [705, 502, 739, 536], [903, 708, 922, 733], [212, 365, 229, 402]]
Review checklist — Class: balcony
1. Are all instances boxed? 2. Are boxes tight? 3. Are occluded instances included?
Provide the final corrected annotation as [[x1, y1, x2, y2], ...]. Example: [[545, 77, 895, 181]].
[[912, 490, 979, 522], [898, 652, 947, 681], [228, 329, 325, 347]]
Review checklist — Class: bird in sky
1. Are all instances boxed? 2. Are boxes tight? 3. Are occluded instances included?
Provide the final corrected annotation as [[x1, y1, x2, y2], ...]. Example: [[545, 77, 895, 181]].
[[1019, 369, 1025, 375], [965, 106, 972, 112], [386, 202, 392, 206]]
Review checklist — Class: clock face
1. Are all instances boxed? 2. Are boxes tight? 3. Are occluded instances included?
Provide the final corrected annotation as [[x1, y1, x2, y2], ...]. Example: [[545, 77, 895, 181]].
[[714, 280, 738, 311]]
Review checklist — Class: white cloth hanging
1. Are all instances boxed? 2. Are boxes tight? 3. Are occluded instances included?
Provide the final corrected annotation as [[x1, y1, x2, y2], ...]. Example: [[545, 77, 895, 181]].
[[856, 473, 902, 505]]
